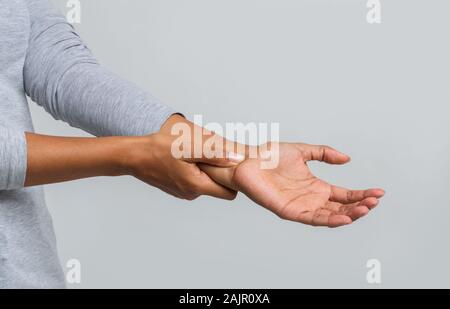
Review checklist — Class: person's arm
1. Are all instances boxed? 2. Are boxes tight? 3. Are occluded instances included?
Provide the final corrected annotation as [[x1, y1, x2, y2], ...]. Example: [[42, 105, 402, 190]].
[[23, 113, 385, 228], [23, 130, 238, 200]]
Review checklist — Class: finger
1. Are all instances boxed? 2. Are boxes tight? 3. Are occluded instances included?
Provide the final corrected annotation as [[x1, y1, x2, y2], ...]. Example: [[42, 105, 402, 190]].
[[302, 144, 351, 165], [169, 121, 244, 167], [357, 197, 379, 210], [328, 215, 353, 228], [347, 198, 377, 221], [198, 163, 238, 191], [183, 148, 245, 167], [297, 210, 352, 228], [347, 206, 370, 221], [197, 173, 238, 200], [297, 210, 329, 227], [330, 186, 385, 203], [326, 198, 378, 218]]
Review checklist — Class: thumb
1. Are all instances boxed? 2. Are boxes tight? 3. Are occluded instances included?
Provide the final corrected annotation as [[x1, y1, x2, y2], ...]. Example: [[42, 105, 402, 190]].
[[302, 144, 351, 165]]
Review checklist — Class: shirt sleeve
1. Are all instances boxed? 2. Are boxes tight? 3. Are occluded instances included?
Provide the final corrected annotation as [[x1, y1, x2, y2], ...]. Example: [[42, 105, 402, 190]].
[[0, 128, 27, 190], [23, 0, 176, 137]]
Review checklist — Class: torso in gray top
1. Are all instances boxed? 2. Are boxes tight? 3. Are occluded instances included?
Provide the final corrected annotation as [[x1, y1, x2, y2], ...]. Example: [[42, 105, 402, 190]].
[[0, 0, 174, 288]]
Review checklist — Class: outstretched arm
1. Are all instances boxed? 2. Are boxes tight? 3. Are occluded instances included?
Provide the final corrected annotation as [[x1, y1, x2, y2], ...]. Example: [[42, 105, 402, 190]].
[[23, 128, 238, 200], [23, 113, 384, 226]]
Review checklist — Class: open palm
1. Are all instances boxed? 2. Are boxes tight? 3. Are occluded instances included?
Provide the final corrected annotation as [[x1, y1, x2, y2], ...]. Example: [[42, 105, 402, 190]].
[[202, 143, 384, 228], [234, 143, 384, 227]]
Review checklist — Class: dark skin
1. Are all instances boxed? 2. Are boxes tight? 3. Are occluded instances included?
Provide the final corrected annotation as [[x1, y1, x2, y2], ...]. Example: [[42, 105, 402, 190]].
[[25, 132, 238, 200], [25, 115, 384, 228]]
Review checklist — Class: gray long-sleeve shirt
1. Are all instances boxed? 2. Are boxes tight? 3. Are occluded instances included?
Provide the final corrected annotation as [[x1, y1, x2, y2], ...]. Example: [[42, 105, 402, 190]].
[[0, 0, 174, 288]]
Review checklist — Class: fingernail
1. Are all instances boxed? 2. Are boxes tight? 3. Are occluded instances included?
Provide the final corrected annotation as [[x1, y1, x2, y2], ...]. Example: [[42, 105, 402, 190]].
[[340, 152, 351, 161], [227, 152, 245, 163]]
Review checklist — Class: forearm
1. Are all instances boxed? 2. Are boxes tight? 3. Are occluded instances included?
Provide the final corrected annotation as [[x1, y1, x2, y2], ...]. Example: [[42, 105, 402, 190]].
[[24, 133, 132, 187]]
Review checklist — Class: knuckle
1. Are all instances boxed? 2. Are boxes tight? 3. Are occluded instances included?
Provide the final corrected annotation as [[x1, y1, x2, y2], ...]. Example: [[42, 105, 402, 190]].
[[347, 190, 353, 201], [318, 146, 327, 161]]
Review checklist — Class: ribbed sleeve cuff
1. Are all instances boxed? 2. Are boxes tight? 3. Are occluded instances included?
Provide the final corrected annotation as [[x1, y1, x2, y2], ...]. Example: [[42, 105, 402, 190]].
[[133, 104, 178, 136], [0, 129, 27, 190]]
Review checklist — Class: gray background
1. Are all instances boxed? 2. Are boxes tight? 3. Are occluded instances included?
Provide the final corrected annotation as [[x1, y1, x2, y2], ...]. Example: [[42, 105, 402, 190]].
[[29, 0, 450, 288]]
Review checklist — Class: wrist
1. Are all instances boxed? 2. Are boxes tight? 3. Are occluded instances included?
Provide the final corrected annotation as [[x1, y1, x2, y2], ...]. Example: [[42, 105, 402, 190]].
[[113, 136, 149, 177]]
